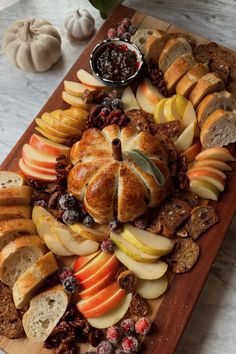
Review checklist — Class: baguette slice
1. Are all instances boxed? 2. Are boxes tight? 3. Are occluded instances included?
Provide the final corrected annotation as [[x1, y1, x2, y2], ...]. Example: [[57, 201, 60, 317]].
[[164, 53, 196, 92], [197, 91, 235, 127], [0, 205, 31, 221], [13, 252, 58, 309], [130, 28, 165, 53], [0, 235, 46, 287], [0, 171, 24, 189], [176, 63, 209, 97], [0, 218, 36, 251], [0, 186, 33, 206], [189, 72, 225, 108], [22, 284, 70, 342], [200, 108, 236, 148], [142, 32, 169, 63], [159, 38, 192, 73]]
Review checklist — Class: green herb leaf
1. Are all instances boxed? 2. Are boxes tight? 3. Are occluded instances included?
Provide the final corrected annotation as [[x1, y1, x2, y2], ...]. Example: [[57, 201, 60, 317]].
[[126, 149, 165, 187]]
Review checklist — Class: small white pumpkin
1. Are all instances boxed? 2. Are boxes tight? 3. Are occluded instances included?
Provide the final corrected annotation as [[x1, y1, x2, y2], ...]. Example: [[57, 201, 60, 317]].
[[64, 9, 95, 40], [2, 17, 61, 73]]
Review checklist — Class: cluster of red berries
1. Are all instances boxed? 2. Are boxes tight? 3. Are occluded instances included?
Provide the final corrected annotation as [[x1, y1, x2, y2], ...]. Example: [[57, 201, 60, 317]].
[[95, 317, 151, 353], [107, 18, 137, 41]]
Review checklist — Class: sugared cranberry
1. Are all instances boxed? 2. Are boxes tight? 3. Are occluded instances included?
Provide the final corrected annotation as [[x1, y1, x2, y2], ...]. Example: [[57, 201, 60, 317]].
[[102, 97, 112, 108], [114, 349, 125, 354], [83, 215, 95, 228], [62, 209, 79, 224], [109, 220, 122, 232], [101, 239, 114, 253], [58, 267, 73, 282], [58, 193, 76, 210], [128, 24, 137, 35], [106, 325, 121, 345], [120, 319, 135, 335], [108, 28, 117, 38], [123, 32, 131, 41], [100, 107, 112, 117], [120, 18, 130, 29], [135, 317, 151, 335], [63, 276, 79, 293], [121, 336, 139, 353], [117, 25, 126, 37], [96, 340, 114, 354], [111, 98, 122, 110]]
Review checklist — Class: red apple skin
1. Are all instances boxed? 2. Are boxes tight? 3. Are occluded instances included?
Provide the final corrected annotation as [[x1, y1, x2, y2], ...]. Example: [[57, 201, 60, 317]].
[[182, 140, 202, 163], [73, 250, 101, 273], [188, 166, 226, 179], [140, 81, 157, 103], [22, 144, 57, 169], [195, 147, 236, 162], [79, 269, 116, 299], [77, 282, 126, 317], [23, 158, 56, 176], [78, 255, 120, 289], [30, 134, 70, 158], [193, 159, 232, 171], [187, 170, 225, 191], [74, 251, 113, 281], [19, 158, 57, 182]]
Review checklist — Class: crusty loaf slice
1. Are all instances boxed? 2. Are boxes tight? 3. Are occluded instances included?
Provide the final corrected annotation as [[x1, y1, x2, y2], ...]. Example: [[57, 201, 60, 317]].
[[13, 252, 58, 309], [142, 32, 169, 63], [0, 171, 24, 189], [200, 108, 236, 148], [0, 205, 31, 221], [197, 91, 235, 127], [176, 63, 209, 97], [22, 284, 70, 342], [164, 53, 196, 93], [130, 28, 166, 53], [0, 218, 36, 251], [0, 186, 32, 206], [159, 37, 192, 73], [189, 72, 225, 108], [0, 235, 46, 287]]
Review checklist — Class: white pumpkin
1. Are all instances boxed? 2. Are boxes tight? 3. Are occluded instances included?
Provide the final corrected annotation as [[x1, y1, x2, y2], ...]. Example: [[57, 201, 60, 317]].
[[64, 9, 95, 40], [2, 17, 61, 73]]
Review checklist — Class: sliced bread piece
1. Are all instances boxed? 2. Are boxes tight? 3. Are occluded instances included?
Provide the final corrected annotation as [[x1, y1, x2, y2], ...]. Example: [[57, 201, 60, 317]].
[[22, 284, 70, 342], [164, 53, 196, 93], [200, 108, 236, 148], [130, 28, 165, 53], [0, 186, 33, 206], [142, 32, 169, 63], [176, 63, 209, 97], [0, 235, 46, 287], [159, 37, 192, 73], [189, 72, 225, 108], [0, 205, 31, 221], [197, 91, 235, 127], [0, 171, 25, 189], [13, 252, 58, 309], [0, 218, 36, 251]]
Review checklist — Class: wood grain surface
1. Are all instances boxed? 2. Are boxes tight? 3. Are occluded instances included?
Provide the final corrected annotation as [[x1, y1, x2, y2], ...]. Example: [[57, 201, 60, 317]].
[[0, 4, 236, 354]]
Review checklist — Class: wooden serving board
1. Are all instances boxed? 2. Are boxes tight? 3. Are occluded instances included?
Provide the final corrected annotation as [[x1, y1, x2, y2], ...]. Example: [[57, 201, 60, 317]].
[[1, 4, 236, 354]]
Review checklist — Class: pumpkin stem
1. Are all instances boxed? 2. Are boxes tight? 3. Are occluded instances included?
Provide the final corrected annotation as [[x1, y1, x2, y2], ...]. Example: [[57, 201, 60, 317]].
[[18, 21, 34, 42], [112, 138, 122, 161]]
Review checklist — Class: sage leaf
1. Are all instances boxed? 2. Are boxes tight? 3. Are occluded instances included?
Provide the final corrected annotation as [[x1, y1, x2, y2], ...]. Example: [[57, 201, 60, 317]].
[[126, 149, 165, 187]]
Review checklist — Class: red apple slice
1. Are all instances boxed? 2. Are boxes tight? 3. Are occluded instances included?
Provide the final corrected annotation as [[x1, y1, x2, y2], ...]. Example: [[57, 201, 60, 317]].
[[77, 69, 106, 88], [29, 134, 70, 157], [193, 159, 232, 171], [195, 147, 236, 162], [19, 158, 57, 182], [73, 250, 101, 273], [189, 179, 219, 201], [23, 158, 56, 175], [77, 282, 126, 318], [22, 144, 57, 169], [79, 269, 116, 299], [74, 252, 113, 281], [182, 140, 202, 163], [187, 169, 225, 192], [188, 166, 227, 179]]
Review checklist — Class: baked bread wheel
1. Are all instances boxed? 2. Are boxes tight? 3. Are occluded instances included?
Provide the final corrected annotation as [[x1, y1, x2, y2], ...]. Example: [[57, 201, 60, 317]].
[[176, 63, 209, 97], [197, 91, 235, 127], [200, 108, 236, 148], [68, 125, 171, 223], [189, 72, 225, 108], [159, 37, 192, 73], [164, 53, 196, 93]]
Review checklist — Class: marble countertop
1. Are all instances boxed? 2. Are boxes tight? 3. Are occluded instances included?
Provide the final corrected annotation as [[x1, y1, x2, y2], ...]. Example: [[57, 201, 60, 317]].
[[0, 1, 235, 353]]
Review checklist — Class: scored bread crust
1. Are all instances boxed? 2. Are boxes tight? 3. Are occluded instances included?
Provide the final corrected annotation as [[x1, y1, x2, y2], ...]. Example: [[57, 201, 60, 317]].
[[13, 252, 58, 309], [0, 218, 36, 251], [0, 205, 31, 221], [197, 91, 235, 127], [189, 72, 225, 107], [0, 235, 46, 287], [164, 53, 196, 92], [0, 186, 33, 206], [200, 108, 236, 148], [22, 284, 70, 342], [176, 62, 209, 97]]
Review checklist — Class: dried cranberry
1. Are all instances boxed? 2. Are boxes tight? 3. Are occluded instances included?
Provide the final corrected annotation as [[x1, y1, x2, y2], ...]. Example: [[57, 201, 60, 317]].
[[58, 267, 73, 283], [109, 220, 123, 232], [33, 200, 48, 208]]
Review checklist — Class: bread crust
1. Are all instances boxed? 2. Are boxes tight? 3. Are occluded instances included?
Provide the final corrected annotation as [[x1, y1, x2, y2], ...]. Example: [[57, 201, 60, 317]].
[[0, 186, 32, 206], [0, 205, 31, 221], [176, 63, 209, 96]]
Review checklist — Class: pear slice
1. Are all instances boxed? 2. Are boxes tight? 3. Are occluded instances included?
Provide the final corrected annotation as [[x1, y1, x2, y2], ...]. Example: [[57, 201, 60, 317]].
[[136, 274, 168, 299], [121, 224, 174, 256], [114, 248, 168, 280], [44, 233, 73, 256], [69, 222, 107, 242], [52, 224, 99, 256], [121, 86, 140, 113], [110, 232, 159, 263], [87, 293, 132, 329]]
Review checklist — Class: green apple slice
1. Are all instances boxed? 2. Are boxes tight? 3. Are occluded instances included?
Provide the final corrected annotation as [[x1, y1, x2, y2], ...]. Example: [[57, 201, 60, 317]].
[[110, 232, 159, 263], [87, 293, 132, 329], [114, 248, 168, 280], [121, 224, 174, 256], [136, 274, 168, 299]]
